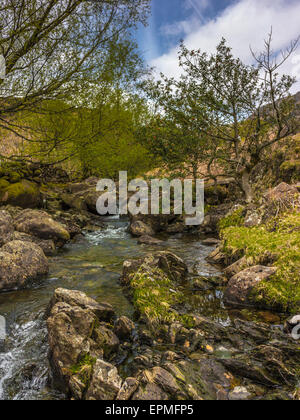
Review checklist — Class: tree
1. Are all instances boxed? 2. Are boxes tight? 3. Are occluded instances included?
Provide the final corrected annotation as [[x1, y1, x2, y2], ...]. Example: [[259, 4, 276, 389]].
[[177, 32, 299, 201], [141, 73, 211, 181], [0, 0, 150, 162]]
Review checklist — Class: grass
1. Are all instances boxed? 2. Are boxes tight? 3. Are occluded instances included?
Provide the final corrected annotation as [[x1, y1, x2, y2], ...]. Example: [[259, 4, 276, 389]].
[[70, 354, 96, 387], [131, 266, 195, 329], [220, 212, 300, 313]]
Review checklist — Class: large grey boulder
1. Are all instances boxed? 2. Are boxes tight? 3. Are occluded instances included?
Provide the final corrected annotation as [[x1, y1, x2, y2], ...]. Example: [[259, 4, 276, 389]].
[[0, 240, 49, 292]]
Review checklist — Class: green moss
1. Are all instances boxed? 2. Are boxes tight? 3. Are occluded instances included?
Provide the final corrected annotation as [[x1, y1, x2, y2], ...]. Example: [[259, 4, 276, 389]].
[[220, 212, 300, 313], [131, 267, 195, 329], [0, 178, 10, 192], [70, 354, 96, 386], [218, 207, 245, 231]]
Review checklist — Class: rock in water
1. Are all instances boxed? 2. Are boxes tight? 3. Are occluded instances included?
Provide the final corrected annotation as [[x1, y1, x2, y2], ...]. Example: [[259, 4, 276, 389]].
[[14, 209, 70, 246], [0, 315, 6, 351], [0, 240, 49, 292], [129, 221, 155, 237]]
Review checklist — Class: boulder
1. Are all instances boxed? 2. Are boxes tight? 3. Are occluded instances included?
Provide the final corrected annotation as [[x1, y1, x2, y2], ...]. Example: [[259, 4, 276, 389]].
[[224, 266, 278, 307], [46, 288, 119, 399], [46, 288, 115, 322], [0, 210, 14, 246], [114, 316, 135, 340], [12, 231, 56, 256], [0, 180, 41, 208], [14, 209, 70, 246], [129, 221, 155, 237], [137, 235, 163, 246], [0, 240, 49, 291]]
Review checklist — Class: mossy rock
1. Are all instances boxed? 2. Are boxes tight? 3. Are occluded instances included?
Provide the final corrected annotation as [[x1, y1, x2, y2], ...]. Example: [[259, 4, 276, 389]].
[[0, 180, 41, 209]]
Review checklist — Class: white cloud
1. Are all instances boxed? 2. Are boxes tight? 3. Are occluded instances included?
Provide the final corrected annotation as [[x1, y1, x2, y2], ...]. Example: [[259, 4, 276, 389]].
[[152, 0, 300, 93]]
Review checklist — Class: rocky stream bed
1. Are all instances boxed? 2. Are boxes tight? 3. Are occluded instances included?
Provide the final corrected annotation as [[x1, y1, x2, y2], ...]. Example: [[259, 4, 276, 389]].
[[0, 215, 299, 401]]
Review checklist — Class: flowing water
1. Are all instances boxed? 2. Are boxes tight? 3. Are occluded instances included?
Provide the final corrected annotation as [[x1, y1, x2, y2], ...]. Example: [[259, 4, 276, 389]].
[[0, 217, 284, 400]]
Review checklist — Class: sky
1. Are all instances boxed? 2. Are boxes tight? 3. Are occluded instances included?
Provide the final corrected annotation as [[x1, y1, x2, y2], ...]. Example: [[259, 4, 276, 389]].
[[137, 0, 300, 93]]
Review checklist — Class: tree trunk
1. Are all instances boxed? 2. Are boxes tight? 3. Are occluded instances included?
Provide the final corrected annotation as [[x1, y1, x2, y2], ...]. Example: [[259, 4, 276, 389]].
[[241, 168, 254, 203]]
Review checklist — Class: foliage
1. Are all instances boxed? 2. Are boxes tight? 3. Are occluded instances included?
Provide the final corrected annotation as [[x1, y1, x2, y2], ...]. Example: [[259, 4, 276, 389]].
[[131, 267, 195, 329], [218, 207, 245, 230], [0, 0, 151, 163], [143, 32, 299, 200]]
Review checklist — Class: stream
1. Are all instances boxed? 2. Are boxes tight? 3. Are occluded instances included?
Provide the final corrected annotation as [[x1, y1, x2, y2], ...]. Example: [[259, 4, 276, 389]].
[[0, 216, 286, 400]]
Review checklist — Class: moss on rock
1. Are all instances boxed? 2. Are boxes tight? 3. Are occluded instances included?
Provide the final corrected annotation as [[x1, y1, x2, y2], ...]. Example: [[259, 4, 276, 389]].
[[220, 212, 300, 313], [0, 180, 41, 208]]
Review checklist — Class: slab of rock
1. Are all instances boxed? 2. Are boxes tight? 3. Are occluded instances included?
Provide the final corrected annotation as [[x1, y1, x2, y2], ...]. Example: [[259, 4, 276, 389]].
[[229, 386, 251, 401], [224, 266, 277, 307], [0, 210, 14, 246], [0, 240, 49, 291], [137, 235, 163, 246], [14, 209, 70, 246], [129, 221, 155, 237], [132, 383, 168, 400], [224, 256, 250, 278]]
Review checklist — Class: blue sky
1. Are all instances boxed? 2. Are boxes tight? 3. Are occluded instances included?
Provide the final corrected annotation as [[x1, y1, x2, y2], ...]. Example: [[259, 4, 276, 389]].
[[137, 0, 300, 92]]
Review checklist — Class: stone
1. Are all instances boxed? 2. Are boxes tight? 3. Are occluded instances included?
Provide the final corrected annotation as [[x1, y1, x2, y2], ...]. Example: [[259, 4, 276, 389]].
[[46, 288, 115, 322], [244, 210, 262, 227], [92, 325, 119, 358], [0, 180, 41, 208], [0, 240, 49, 292], [284, 315, 300, 334], [0, 210, 14, 246], [129, 221, 155, 237], [12, 231, 56, 256], [114, 316, 135, 340], [229, 386, 251, 401], [132, 383, 168, 400], [85, 360, 122, 400], [116, 378, 139, 400], [224, 257, 250, 278], [144, 366, 182, 398], [224, 266, 278, 307], [14, 209, 70, 246], [202, 238, 221, 246], [60, 193, 87, 212], [137, 235, 163, 245]]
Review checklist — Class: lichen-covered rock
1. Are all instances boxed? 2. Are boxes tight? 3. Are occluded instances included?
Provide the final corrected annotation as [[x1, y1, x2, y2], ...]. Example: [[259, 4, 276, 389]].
[[129, 221, 155, 237], [85, 360, 123, 400], [46, 288, 122, 400], [0, 180, 41, 208], [224, 266, 278, 307], [0, 210, 14, 246], [14, 209, 70, 246], [12, 231, 56, 256], [0, 240, 49, 291]]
